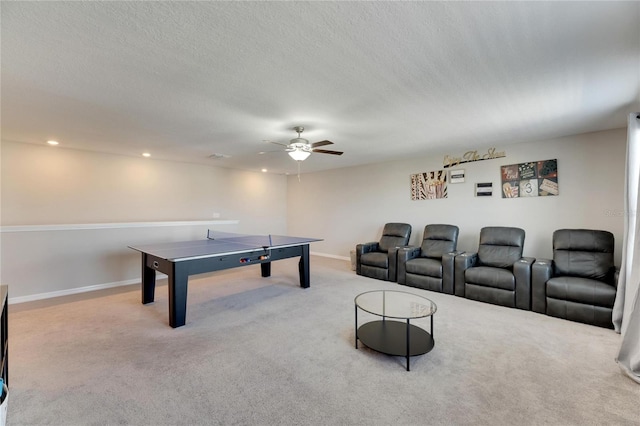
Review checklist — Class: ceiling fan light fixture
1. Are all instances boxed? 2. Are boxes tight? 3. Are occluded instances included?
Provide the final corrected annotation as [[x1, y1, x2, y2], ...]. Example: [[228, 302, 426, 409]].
[[288, 149, 311, 161], [268, 126, 341, 162]]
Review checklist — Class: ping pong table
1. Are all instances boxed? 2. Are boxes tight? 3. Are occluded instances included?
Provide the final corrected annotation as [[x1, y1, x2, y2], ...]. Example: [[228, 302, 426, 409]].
[[129, 231, 321, 327]]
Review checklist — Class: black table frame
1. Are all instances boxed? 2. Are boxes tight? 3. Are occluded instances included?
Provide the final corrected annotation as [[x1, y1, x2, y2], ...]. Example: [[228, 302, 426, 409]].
[[139, 244, 310, 327], [0, 285, 7, 387]]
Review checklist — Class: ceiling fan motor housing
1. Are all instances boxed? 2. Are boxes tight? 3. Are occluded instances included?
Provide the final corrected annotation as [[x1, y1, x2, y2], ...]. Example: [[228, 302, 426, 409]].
[[290, 137, 310, 146]]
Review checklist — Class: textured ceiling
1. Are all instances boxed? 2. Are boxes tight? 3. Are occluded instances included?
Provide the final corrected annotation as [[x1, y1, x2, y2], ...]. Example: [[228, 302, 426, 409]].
[[2, 1, 639, 175]]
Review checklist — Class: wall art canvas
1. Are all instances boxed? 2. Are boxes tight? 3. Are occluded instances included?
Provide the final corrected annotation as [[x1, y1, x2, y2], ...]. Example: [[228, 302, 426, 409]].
[[501, 159, 558, 198], [411, 170, 448, 200]]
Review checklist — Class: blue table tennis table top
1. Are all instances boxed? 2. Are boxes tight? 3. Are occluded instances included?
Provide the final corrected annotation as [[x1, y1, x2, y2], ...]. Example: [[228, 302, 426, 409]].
[[129, 232, 321, 262]]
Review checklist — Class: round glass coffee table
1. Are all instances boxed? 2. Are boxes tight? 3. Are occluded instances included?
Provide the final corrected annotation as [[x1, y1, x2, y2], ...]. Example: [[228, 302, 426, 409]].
[[354, 290, 436, 371]]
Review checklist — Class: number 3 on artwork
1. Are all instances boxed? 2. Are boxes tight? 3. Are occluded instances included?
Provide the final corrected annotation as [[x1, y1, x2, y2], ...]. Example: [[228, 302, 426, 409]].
[[524, 182, 533, 194]]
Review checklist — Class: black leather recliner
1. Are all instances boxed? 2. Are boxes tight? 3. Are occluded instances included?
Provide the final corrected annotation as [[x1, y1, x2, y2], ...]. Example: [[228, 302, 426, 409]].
[[455, 226, 534, 310], [397, 224, 460, 293], [356, 223, 411, 282], [532, 229, 617, 328]]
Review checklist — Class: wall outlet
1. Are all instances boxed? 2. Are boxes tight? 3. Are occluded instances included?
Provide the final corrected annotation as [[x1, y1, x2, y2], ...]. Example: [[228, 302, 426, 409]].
[[212, 212, 221, 219]]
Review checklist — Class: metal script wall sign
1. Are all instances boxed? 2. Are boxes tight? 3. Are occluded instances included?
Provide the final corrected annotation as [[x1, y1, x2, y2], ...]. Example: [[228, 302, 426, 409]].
[[501, 159, 558, 198], [443, 147, 506, 168], [410, 170, 448, 200]]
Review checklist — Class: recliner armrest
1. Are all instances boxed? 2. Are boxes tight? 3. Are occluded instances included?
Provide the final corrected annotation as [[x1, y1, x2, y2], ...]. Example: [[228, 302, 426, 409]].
[[400, 246, 421, 261], [531, 258, 553, 313], [397, 246, 421, 284], [357, 242, 380, 254], [455, 252, 478, 297], [355, 242, 380, 275], [514, 257, 535, 310], [388, 246, 409, 282], [442, 251, 463, 294]]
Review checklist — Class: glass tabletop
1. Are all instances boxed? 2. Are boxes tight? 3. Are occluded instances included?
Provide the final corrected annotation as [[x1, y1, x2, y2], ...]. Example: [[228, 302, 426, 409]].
[[354, 290, 437, 320]]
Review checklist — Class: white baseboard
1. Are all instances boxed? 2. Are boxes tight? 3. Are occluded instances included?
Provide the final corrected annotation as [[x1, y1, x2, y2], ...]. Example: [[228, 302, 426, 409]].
[[8, 273, 168, 305], [8, 253, 347, 305], [9, 279, 137, 304], [311, 251, 350, 261]]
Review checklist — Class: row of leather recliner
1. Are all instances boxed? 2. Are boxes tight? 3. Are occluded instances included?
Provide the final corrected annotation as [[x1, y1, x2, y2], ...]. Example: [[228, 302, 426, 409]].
[[355, 223, 618, 329]]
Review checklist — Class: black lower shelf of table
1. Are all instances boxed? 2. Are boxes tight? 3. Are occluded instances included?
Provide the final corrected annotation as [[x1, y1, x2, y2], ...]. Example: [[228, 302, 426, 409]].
[[357, 320, 434, 357]]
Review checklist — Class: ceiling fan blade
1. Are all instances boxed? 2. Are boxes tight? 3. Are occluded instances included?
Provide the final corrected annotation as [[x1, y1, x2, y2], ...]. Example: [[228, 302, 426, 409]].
[[311, 140, 334, 148], [312, 149, 343, 155], [269, 141, 290, 147]]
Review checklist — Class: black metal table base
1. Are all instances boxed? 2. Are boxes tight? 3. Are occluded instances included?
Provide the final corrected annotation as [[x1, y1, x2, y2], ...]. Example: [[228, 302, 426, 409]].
[[356, 320, 434, 371], [141, 244, 311, 328]]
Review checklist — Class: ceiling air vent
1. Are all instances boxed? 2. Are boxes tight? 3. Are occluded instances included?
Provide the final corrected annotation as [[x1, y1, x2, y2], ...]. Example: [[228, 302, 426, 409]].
[[208, 153, 231, 160]]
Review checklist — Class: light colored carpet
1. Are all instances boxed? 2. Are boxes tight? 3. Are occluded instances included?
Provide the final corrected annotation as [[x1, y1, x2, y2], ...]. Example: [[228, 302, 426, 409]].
[[7, 257, 640, 425]]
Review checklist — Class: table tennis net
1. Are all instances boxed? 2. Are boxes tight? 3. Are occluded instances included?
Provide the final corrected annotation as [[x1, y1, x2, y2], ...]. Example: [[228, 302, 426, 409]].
[[206, 230, 273, 247]]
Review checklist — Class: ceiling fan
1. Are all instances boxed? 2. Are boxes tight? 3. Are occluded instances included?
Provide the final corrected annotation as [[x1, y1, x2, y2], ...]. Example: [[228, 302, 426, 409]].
[[270, 126, 343, 161]]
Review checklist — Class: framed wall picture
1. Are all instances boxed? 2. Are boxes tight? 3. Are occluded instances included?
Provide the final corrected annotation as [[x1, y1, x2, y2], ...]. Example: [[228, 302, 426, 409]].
[[410, 169, 448, 200], [501, 159, 558, 198], [449, 169, 465, 184], [475, 182, 493, 197]]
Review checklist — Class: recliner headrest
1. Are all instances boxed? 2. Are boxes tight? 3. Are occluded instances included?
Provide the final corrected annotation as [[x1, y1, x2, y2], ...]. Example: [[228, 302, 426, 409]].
[[552, 229, 615, 281], [477, 226, 525, 268], [553, 229, 614, 253], [382, 223, 412, 238], [379, 223, 411, 253]]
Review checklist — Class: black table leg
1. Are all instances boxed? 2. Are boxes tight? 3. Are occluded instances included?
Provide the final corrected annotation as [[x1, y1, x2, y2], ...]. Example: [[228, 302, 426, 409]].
[[355, 305, 359, 349], [431, 315, 434, 340], [299, 244, 310, 288], [261, 262, 271, 277], [406, 319, 410, 371], [141, 253, 156, 304], [168, 264, 188, 328]]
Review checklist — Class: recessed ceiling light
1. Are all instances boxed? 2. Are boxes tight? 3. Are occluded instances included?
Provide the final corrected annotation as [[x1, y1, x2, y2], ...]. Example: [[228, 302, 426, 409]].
[[261, 168, 268, 173], [47, 140, 59, 146], [142, 152, 151, 157]]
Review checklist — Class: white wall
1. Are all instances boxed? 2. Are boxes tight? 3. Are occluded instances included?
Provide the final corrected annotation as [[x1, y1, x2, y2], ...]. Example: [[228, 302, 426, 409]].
[[0, 141, 286, 227], [0, 128, 628, 301], [0, 141, 288, 300], [287, 128, 626, 265]]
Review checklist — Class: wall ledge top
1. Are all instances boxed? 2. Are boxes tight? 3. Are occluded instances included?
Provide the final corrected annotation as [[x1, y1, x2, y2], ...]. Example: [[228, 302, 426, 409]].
[[0, 220, 239, 233]]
